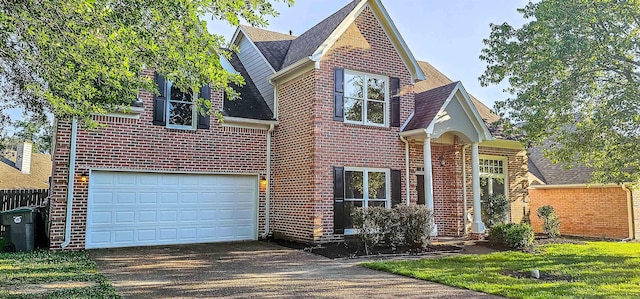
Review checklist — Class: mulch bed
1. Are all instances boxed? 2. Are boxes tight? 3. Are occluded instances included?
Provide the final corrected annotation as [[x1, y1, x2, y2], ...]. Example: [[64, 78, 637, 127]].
[[266, 239, 462, 259]]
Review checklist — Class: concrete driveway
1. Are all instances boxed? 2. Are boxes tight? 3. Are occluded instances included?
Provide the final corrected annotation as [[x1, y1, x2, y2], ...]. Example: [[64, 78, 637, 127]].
[[90, 241, 501, 298]]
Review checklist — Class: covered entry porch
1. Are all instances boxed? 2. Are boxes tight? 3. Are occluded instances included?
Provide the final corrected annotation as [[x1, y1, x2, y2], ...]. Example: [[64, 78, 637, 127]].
[[400, 82, 493, 237]]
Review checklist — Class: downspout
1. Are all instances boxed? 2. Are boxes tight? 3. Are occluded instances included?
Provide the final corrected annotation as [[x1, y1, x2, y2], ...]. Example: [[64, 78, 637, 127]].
[[622, 184, 635, 240], [262, 124, 275, 238], [400, 135, 410, 205], [462, 145, 469, 236], [61, 118, 78, 248]]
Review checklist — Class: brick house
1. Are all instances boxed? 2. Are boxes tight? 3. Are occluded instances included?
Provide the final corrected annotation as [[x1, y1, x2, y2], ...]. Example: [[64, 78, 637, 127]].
[[49, 0, 528, 250], [528, 146, 639, 239]]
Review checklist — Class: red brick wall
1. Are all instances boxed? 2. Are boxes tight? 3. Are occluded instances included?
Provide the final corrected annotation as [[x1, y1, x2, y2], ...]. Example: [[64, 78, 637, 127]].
[[529, 187, 630, 239], [311, 7, 413, 242], [271, 70, 316, 242], [49, 69, 269, 250]]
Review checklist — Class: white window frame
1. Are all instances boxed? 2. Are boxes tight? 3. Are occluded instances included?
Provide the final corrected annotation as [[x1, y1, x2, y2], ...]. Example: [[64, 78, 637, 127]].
[[343, 167, 391, 235], [166, 81, 197, 130], [479, 155, 510, 220], [343, 70, 389, 127]]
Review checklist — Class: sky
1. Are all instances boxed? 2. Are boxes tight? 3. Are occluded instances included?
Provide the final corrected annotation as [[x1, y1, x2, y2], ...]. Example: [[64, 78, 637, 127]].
[[206, 0, 528, 109]]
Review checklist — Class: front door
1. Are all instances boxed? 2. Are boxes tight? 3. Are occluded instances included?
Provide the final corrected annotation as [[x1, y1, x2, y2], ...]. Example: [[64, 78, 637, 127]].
[[416, 175, 425, 205]]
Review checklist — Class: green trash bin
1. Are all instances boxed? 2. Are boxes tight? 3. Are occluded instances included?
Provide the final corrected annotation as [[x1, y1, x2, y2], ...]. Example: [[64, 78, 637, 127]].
[[1, 207, 38, 252]]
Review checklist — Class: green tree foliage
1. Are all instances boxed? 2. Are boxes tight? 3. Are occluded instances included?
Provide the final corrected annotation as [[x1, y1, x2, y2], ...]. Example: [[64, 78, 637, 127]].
[[480, 0, 640, 183], [0, 0, 293, 130]]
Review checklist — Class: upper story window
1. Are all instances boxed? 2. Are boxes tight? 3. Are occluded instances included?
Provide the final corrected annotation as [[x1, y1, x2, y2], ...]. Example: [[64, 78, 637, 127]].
[[343, 71, 388, 126], [153, 73, 210, 130], [167, 82, 196, 130]]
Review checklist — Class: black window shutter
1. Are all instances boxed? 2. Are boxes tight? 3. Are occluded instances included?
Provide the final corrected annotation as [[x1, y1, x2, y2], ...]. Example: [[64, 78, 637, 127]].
[[390, 77, 400, 127], [333, 166, 345, 234], [153, 72, 167, 126], [391, 170, 402, 207], [197, 85, 211, 129], [334, 68, 344, 121]]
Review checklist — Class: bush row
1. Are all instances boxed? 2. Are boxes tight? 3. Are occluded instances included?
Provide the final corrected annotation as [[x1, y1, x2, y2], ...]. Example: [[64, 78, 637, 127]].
[[350, 205, 434, 255]]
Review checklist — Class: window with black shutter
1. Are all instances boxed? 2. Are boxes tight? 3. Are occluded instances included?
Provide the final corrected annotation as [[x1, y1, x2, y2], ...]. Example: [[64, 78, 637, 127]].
[[152, 74, 210, 130]]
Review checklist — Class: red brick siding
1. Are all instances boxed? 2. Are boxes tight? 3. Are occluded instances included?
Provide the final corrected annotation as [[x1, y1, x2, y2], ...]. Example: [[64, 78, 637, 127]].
[[312, 7, 413, 242], [49, 69, 268, 250], [529, 187, 630, 239], [271, 70, 316, 242]]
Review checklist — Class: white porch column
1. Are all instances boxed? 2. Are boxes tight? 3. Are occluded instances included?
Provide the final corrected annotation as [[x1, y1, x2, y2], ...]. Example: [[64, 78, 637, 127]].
[[471, 142, 485, 234], [423, 137, 437, 235]]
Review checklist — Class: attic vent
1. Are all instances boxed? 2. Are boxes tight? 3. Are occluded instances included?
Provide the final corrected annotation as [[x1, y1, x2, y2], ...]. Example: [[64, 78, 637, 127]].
[[289, 30, 293, 36]]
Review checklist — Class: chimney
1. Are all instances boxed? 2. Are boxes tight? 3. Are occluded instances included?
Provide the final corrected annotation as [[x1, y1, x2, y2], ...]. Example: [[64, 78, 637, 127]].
[[16, 141, 33, 174]]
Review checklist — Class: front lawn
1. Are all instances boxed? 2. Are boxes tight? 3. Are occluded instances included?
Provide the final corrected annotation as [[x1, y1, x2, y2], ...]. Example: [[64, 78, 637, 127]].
[[0, 248, 119, 298], [363, 242, 640, 299]]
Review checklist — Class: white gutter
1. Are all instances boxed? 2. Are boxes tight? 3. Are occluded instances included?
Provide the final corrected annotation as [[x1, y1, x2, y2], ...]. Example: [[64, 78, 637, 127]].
[[61, 118, 78, 248], [223, 116, 279, 126], [528, 183, 622, 190], [268, 57, 314, 82], [462, 145, 469, 236], [622, 184, 635, 240], [262, 124, 275, 238], [399, 135, 410, 205]]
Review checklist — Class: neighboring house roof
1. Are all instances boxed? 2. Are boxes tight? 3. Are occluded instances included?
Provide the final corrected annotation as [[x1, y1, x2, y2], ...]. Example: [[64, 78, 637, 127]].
[[239, 25, 296, 71], [403, 82, 458, 131], [0, 151, 51, 190], [528, 145, 594, 185], [280, 0, 360, 69], [223, 52, 274, 120]]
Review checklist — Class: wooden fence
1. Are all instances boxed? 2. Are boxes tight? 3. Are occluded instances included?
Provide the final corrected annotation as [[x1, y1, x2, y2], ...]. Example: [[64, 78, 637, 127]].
[[1, 189, 49, 237]]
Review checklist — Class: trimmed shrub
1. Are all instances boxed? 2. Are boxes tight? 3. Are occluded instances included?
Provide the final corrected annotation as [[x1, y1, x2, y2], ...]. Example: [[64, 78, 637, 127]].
[[488, 223, 534, 249], [351, 205, 434, 254], [482, 193, 510, 228], [397, 205, 434, 248], [487, 223, 507, 245], [503, 223, 535, 249], [537, 205, 561, 238]]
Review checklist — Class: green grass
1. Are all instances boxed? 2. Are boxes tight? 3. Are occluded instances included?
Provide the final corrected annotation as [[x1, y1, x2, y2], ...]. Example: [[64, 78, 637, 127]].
[[363, 242, 640, 299], [0, 249, 119, 299]]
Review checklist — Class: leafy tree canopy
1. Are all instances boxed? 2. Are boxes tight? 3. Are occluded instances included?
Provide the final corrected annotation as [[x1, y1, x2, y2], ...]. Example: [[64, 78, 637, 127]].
[[0, 0, 292, 133], [480, 0, 640, 184]]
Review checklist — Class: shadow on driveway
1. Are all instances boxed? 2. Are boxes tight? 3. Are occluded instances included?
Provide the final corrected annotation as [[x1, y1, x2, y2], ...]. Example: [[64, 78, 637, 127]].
[[90, 241, 501, 298]]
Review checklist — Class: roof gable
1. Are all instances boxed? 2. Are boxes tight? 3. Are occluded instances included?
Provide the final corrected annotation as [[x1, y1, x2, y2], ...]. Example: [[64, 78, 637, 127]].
[[404, 82, 492, 142], [280, 1, 360, 69], [278, 0, 425, 81], [238, 25, 296, 71]]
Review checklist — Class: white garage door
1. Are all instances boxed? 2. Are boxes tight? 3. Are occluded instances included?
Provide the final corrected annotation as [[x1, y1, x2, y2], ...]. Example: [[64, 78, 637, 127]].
[[86, 171, 258, 249]]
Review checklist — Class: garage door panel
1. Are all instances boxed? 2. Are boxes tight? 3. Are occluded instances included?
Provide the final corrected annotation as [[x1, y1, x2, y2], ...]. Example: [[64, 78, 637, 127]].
[[86, 172, 257, 249]]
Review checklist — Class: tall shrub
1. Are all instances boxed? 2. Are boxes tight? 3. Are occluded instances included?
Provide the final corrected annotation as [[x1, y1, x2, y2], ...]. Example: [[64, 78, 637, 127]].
[[397, 205, 434, 248], [482, 193, 510, 228], [537, 205, 561, 238]]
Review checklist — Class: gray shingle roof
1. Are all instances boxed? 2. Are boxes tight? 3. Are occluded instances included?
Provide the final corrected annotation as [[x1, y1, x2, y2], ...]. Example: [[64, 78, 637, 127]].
[[528, 145, 594, 185], [240, 25, 296, 70], [224, 52, 274, 120], [280, 0, 360, 69]]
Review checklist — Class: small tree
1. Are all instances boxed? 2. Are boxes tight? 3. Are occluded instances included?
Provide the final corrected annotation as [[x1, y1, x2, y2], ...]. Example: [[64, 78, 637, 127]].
[[482, 193, 510, 228], [537, 205, 561, 238]]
